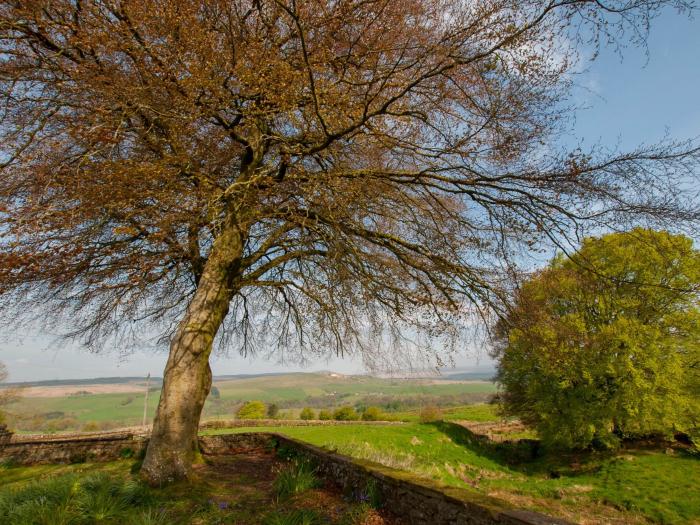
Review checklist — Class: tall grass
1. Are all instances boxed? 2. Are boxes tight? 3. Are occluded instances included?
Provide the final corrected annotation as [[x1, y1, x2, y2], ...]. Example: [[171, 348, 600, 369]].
[[272, 460, 319, 500], [0, 471, 153, 525]]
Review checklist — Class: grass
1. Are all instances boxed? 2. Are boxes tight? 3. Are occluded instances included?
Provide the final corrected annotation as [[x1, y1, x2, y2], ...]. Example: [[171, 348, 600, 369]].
[[392, 403, 502, 423], [272, 460, 319, 500], [0, 455, 385, 525], [205, 423, 700, 524]]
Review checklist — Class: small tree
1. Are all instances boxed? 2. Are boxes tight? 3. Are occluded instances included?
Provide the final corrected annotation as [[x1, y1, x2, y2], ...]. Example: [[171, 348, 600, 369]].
[[267, 403, 280, 419], [419, 406, 443, 423], [0, 362, 19, 427], [333, 406, 359, 421], [209, 386, 221, 400], [318, 410, 332, 421], [493, 229, 700, 449], [299, 408, 316, 420], [361, 406, 384, 421], [236, 401, 267, 420]]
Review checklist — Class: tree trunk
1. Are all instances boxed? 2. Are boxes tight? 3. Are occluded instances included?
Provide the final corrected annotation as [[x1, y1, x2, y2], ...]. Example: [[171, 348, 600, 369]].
[[140, 221, 244, 485]]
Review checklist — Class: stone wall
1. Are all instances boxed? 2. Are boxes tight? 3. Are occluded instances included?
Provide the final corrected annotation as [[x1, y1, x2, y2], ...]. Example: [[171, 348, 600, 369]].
[[0, 431, 148, 465], [200, 433, 572, 525]]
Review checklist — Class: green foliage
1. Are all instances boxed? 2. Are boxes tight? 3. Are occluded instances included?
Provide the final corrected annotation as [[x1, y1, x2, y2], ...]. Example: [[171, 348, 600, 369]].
[[361, 406, 384, 421], [267, 403, 280, 418], [236, 400, 267, 420], [0, 470, 154, 525], [209, 386, 220, 399], [418, 405, 443, 423], [318, 410, 332, 420], [333, 406, 359, 421], [299, 407, 315, 420], [272, 460, 319, 500], [494, 229, 700, 448]]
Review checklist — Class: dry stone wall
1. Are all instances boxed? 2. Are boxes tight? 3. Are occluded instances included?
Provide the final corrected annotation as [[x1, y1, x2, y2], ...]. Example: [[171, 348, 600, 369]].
[[0, 431, 148, 465]]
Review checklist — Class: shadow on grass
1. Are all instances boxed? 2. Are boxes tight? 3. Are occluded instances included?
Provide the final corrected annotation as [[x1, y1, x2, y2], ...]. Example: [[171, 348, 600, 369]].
[[429, 421, 610, 477]]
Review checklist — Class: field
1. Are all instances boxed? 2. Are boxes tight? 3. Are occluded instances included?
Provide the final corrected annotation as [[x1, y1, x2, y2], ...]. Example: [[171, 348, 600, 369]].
[[3, 372, 498, 432], [205, 421, 700, 525]]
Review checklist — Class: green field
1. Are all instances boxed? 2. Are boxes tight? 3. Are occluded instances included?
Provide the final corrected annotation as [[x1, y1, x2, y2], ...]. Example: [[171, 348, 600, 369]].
[[5, 373, 498, 431], [205, 423, 700, 525]]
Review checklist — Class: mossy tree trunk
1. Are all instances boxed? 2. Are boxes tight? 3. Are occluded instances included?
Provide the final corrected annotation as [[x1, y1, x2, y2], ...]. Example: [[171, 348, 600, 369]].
[[140, 221, 244, 485]]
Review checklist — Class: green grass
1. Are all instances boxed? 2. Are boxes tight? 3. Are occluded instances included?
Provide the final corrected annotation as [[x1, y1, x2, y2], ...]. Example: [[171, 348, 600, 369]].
[[205, 423, 700, 524], [0, 457, 377, 524], [392, 403, 502, 423], [272, 460, 319, 500]]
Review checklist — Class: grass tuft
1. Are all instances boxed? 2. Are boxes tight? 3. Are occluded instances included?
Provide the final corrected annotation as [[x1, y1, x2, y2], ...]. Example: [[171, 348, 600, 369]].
[[272, 460, 319, 500]]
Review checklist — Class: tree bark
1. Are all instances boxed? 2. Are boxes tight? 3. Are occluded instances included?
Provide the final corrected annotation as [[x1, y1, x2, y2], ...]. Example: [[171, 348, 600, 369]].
[[140, 220, 244, 485]]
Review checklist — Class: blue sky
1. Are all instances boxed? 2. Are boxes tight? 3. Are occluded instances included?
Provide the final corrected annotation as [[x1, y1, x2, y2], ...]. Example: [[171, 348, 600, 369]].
[[1, 10, 699, 382]]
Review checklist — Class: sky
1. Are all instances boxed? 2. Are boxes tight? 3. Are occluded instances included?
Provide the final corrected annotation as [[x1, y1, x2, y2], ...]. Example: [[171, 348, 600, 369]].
[[1, 9, 699, 383]]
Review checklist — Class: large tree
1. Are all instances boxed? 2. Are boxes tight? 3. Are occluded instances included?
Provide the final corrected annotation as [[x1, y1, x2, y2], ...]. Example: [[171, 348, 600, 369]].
[[0, 1, 698, 483], [493, 229, 700, 449]]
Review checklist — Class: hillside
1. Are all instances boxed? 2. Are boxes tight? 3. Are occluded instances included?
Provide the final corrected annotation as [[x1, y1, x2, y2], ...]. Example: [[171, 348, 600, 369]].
[[2, 372, 498, 432]]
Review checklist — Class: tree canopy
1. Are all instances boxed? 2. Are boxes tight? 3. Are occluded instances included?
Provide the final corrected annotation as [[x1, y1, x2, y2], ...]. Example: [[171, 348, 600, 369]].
[[493, 229, 700, 448]]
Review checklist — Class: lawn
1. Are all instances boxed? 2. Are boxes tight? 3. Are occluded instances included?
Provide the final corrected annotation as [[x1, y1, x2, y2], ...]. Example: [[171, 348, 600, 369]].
[[204, 423, 700, 525]]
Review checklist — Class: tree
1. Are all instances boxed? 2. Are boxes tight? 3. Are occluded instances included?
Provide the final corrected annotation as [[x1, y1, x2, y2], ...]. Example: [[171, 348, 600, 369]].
[[318, 410, 332, 421], [361, 406, 384, 421], [299, 407, 315, 420], [0, 362, 20, 427], [333, 406, 359, 421], [236, 400, 267, 420], [493, 229, 700, 449], [0, 1, 698, 483], [267, 403, 279, 419], [209, 386, 221, 400]]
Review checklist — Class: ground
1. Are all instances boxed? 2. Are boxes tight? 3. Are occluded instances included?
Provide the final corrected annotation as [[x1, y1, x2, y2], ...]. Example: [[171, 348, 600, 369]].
[[0, 451, 400, 524], [204, 423, 700, 525]]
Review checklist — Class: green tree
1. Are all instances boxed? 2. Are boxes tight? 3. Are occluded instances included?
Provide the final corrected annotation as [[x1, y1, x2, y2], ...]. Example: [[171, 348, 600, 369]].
[[267, 403, 280, 419], [361, 406, 384, 421], [494, 229, 700, 449], [299, 408, 315, 420], [209, 386, 221, 400], [236, 401, 267, 420], [318, 410, 332, 421], [333, 406, 359, 421]]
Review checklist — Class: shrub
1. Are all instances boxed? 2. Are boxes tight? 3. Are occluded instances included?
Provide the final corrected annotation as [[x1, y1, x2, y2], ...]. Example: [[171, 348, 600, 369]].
[[419, 405, 443, 423], [272, 460, 319, 500], [361, 406, 384, 421], [236, 400, 267, 420], [299, 407, 315, 420], [333, 406, 359, 421], [268, 403, 280, 418], [318, 410, 332, 420]]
